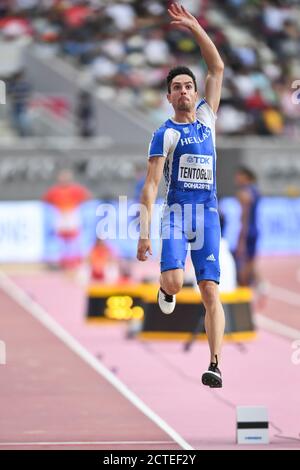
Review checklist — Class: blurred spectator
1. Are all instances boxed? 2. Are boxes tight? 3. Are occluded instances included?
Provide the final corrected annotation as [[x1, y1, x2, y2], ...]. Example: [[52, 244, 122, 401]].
[[219, 213, 237, 292], [43, 169, 92, 269], [106, 2, 136, 32], [0, 17, 32, 78], [75, 90, 96, 138], [234, 166, 261, 287], [144, 30, 171, 67], [14, 0, 39, 12], [7, 70, 32, 137], [88, 238, 119, 283], [261, 104, 284, 135], [217, 102, 250, 135], [63, 2, 92, 28], [0, 1, 10, 17]]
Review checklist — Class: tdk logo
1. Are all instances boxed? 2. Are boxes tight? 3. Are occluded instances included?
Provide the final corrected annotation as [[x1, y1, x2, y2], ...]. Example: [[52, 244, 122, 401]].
[[188, 156, 210, 164]]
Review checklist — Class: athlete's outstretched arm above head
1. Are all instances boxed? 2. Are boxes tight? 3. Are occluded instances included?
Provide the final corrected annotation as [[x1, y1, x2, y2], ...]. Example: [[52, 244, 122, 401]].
[[168, 3, 224, 114], [137, 156, 165, 261]]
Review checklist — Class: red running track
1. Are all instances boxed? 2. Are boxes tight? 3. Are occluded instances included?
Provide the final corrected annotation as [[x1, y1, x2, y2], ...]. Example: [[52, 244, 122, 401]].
[[0, 285, 183, 451], [0, 255, 300, 450]]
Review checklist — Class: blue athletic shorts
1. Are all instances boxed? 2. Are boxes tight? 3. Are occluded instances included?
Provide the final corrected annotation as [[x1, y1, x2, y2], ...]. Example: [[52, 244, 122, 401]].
[[160, 198, 221, 283]]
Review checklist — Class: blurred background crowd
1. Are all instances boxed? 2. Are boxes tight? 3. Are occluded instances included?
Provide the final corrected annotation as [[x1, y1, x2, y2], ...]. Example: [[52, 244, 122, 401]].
[[1, 0, 300, 137], [0, 0, 299, 287]]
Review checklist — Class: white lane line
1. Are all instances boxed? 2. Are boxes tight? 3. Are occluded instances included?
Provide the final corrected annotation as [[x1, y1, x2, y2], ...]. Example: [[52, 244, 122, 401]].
[[0, 272, 193, 451], [0, 441, 175, 447], [255, 314, 300, 340], [268, 284, 300, 307]]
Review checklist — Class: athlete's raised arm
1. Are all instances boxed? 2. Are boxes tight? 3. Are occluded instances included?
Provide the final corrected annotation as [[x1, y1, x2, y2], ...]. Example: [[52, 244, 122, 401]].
[[168, 3, 224, 114]]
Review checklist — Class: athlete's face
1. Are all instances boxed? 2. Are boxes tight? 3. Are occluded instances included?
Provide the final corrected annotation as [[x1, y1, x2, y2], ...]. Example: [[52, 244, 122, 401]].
[[167, 74, 198, 112]]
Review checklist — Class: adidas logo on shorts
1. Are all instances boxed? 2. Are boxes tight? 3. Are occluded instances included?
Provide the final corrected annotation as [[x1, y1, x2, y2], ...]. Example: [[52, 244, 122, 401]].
[[206, 253, 216, 261]]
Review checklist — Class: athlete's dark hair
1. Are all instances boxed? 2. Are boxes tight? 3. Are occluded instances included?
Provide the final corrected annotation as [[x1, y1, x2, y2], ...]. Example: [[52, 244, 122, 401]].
[[167, 66, 197, 93], [236, 166, 257, 182]]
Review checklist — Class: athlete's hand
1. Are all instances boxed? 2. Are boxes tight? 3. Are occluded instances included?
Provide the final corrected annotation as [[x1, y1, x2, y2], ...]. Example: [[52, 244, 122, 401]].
[[168, 3, 199, 32], [137, 238, 152, 261]]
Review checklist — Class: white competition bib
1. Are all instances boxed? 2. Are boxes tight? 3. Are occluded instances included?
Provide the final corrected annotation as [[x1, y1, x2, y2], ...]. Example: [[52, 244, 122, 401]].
[[178, 154, 213, 185]]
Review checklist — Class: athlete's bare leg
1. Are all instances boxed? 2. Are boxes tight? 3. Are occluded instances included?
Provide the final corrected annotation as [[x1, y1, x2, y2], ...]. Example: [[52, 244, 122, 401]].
[[160, 268, 184, 295], [198, 280, 225, 363]]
